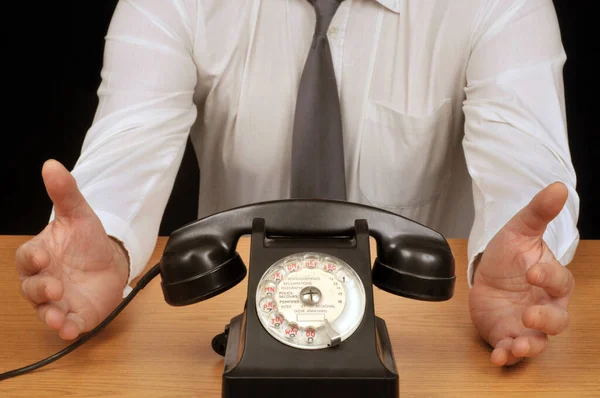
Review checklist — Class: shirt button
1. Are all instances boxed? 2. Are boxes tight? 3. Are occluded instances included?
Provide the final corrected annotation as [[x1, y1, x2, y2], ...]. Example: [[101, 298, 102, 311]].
[[328, 26, 338, 36]]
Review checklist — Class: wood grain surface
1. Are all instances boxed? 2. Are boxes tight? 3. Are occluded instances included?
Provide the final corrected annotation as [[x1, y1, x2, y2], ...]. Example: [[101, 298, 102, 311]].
[[0, 236, 598, 397]]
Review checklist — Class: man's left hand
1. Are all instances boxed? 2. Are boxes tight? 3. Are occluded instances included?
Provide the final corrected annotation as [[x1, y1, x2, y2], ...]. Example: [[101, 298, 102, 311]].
[[469, 182, 574, 366]]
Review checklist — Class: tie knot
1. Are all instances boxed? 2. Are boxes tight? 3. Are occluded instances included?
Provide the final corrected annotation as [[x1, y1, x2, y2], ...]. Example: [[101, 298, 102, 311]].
[[310, 0, 342, 35]]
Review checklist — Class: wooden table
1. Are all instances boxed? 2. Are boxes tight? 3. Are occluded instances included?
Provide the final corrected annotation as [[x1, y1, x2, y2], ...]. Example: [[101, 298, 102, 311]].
[[0, 236, 598, 397]]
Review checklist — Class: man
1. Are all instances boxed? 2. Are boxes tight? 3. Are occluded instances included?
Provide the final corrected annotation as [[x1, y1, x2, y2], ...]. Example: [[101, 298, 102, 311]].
[[15, 0, 578, 368]]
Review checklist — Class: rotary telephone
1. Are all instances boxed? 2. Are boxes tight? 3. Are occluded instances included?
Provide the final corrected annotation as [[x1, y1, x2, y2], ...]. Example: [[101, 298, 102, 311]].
[[1, 199, 455, 398], [160, 199, 455, 397]]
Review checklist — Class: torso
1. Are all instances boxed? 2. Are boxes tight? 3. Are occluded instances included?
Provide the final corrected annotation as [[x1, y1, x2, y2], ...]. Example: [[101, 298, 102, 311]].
[[187, 0, 486, 238]]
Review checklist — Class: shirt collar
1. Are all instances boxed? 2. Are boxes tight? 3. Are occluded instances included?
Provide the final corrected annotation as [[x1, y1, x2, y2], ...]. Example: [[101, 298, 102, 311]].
[[373, 0, 401, 13]]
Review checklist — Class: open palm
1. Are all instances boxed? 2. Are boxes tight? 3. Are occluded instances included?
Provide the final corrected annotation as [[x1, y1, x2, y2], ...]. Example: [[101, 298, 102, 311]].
[[15, 160, 130, 340], [469, 183, 574, 366]]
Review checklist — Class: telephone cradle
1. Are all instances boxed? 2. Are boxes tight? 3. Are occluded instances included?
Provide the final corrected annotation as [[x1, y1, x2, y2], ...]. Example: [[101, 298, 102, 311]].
[[158, 199, 456, 398]]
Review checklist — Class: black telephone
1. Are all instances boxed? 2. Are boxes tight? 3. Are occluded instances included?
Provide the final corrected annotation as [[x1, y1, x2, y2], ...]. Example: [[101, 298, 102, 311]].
[[0, 199, 455, 395], [158, 199, 455, 398]]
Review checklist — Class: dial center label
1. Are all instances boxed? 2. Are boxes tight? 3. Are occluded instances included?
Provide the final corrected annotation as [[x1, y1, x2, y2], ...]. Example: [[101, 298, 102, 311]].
[[276, 268, 346, 327]]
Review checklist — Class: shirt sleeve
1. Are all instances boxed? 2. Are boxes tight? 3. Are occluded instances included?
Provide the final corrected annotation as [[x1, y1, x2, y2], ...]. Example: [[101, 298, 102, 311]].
[[462, 0, 580, 286], [53, 0, 199, 294]]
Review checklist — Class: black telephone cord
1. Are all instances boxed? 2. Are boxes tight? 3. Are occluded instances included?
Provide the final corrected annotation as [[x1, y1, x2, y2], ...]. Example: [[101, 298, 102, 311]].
[[0, 263, 161, 382]]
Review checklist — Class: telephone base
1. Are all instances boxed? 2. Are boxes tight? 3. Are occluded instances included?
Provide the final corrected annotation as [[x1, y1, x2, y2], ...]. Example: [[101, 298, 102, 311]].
[[220, 313, 399, 398]]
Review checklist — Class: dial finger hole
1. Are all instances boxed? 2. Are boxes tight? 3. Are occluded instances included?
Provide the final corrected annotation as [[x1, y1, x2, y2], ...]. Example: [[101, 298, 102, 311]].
[[259, 297, 277, 313], [268, 312, 285, 329], [260, 281, 277, 297]]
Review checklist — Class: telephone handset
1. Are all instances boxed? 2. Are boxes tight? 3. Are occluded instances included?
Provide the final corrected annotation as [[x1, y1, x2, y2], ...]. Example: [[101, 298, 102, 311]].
[[158, 199, 455, 398]]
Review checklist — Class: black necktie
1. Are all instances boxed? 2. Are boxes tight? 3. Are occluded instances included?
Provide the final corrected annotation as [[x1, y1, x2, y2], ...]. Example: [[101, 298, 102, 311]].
[[290, 0, 347, 201]]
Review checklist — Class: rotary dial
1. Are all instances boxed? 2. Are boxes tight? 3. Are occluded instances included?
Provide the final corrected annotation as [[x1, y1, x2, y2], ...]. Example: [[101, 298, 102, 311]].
[[255, 252, 366, 350]]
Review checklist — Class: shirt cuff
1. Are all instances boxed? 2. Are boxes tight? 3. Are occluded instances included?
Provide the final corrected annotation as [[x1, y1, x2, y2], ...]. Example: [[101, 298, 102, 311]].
[[93, 210, 146, 297], [467, 228, 580, 288]]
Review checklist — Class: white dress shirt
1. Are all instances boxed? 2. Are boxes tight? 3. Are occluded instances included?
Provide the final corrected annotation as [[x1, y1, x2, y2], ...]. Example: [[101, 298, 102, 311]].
[[65, 0, 580, 291]]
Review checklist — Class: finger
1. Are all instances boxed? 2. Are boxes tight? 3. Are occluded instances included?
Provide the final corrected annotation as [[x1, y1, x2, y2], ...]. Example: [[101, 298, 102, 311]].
[[21, 275, 64, 305], [42, 159, 91, 219], [511, 329, 548, 358], [523, 304, 570, 336], [15, 240, 51, 277], [490, 338, 522, 367], [527, 262, 574, 298], [490, 338, 511, 366], [59, 313, 87, 341], [37, 303, 67, 331], [505, 182, 568, 237]]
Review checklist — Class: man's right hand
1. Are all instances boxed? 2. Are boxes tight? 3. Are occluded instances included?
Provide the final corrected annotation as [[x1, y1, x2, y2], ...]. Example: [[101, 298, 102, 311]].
[[15, 160, 130, 340]]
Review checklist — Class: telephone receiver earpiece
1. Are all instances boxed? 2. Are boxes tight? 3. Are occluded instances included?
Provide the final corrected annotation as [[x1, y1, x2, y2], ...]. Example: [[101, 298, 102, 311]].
[[158, 199, 455, 306]]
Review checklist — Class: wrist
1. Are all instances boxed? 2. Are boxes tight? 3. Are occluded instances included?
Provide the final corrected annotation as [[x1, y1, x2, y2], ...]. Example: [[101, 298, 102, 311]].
[[472, 252, 483, 285], [109, 236, 130, 287]]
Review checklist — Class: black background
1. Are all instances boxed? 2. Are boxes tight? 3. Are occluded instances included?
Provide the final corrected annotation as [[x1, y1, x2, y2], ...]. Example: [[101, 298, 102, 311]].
[[3, 1, 597, 238]]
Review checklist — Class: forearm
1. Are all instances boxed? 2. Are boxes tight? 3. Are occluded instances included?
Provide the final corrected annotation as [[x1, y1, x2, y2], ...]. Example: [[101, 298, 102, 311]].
[[52, 0, 199, 289], [463, 0, 580, 285]]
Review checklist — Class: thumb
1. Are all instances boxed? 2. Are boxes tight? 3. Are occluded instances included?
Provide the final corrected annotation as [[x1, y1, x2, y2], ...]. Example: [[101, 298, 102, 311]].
[[42, 159, 92, 219], [506, 182, 568, 238]]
